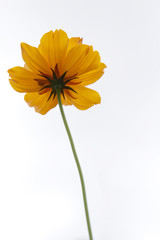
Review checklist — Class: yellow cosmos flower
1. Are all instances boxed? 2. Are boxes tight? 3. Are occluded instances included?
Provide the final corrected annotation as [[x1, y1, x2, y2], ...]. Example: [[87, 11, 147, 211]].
[[8, 29, 106, 115], [8, 30, 107, 239]]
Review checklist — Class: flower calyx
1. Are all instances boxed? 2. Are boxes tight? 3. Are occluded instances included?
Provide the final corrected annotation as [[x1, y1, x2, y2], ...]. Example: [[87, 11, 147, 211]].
[[39, 69, 77, 101]]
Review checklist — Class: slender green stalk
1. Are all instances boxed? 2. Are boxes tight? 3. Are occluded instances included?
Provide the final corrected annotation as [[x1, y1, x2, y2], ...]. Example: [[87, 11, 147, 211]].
[[56, 90, 93, 240]]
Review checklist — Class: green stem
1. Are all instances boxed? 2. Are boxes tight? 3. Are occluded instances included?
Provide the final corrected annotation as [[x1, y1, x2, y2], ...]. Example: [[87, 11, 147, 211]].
[[56, 90, 93, 240]]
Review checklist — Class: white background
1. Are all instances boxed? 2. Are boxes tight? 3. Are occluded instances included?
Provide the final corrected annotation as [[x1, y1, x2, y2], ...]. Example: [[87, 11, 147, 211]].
[[0, 0, 160, 239]]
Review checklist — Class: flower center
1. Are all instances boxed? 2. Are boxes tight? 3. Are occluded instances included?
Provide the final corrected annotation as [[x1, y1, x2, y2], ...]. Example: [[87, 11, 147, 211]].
[[39, 68, 77, 101]]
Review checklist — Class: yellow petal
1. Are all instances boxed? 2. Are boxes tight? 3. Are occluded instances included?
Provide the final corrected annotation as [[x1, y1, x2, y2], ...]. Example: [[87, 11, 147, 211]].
[[21, 42, 52, 75], [76, 46, 101, 75], [63, 44, 90, 77], [66, 37, 83, 54], [66, 85, 101, 110], [8, 67, 41, 92], [61, 90, 73, 106], [38, 31, 56, 69], [24, 91, 58, 115], [69, 62, 106, 86], [53, 29, 69, 75]]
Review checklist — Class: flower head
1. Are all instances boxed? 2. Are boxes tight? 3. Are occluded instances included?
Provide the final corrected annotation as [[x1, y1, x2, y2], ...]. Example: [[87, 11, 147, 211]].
[[8, 30, 106, 114]]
